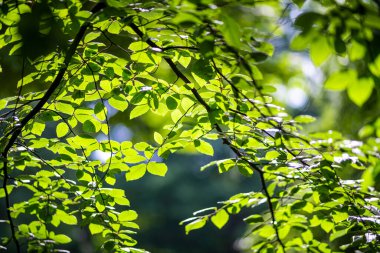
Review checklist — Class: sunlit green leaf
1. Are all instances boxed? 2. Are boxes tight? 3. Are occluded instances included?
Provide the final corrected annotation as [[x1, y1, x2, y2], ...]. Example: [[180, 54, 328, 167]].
[[126, 164, 146, 181], [211, 209, 229, 229], [185, 218, 207, 234], [54, 234, 72, 244], [130, 105, 149, 119], [89, 223, 103, 235], [147, 162, 168, 177], [194, 139, 214, 156], [347, 77, 374, 107], [56, 122, 69, 138]]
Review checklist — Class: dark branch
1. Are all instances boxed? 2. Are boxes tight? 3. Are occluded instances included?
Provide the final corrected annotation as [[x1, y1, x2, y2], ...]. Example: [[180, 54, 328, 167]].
[[128, 21, 288, 250], [0, 3, 105, 252]]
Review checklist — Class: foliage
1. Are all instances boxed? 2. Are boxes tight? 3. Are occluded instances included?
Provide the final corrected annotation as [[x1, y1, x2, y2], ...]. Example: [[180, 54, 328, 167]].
[[0, 0, 379, 252]]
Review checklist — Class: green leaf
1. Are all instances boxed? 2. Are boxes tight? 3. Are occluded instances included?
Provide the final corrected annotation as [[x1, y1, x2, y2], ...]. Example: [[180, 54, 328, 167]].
[[108, 21, 121, 34], [220, 12, 241, 48], [154, 132, 163, 145], [310, 36, 332, 66], [330, 228, 348, 242], [0, 185, 14, 198], [55, 102, 75, 115], [294, 12, 324, 30], [211, 209, 229, 229], [194, 139, 214, 156], [244, 214, 264, 224], [369, 55, 380, 77], [89, 223, 103, 235], [348, 40, 366, 61], [265, 150, 280, 160], [293, 0, 305, 8], [109, 95, 128, 112], [56, 122, 69, 138], [294, 115, 316, 124], [347, 77, 374, 107], [170, 109, 182, 123], [147, 162, 168, 177], [119, 210, 138, 222], [325, 70, 357, 91], [0, 99, 6, 110], [185, 218, 207, 234], [166, 96, 178, 110], [106, 0, 131, 8], [321, 220, 334, 233], [94, 102, 107, 121], [130, 105, 149, 119], [258, 225, 276, 238], [54, 234, 72, 244], [56, 209, 77, 225], [30, 121, 45, 135], [84, 32, 101, 43], [126, 164, 146, 181], [83, 120, 97, 133]]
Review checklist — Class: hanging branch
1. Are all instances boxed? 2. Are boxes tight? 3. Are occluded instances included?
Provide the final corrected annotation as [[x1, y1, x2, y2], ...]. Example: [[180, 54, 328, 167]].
[[128, 21, 285, 250], [0, 3, 105, 252]]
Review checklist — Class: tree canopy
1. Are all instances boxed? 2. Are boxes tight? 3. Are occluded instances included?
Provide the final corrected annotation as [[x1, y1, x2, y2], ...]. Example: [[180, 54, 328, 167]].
[[0, 0, 380, 252]]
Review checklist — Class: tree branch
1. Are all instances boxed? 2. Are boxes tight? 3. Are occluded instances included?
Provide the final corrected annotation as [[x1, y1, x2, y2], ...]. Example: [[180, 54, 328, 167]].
[[0, 3, 105, 252], [129, 21, 285, 250]]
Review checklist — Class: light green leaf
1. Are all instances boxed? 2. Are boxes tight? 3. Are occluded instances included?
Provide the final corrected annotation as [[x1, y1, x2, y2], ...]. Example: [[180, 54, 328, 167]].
[[107, 0, 131, 8], [126, 164, 146, 181], [211, 209, 229, 229], [347, 77, 374, 107], [56, 122, 69, 138], [30, 121, 45, 136], [321, 220, 334, 233], [54, 234, 72, 244], [369, 55, 380, 77], [94, 102, 107, 121], [130, 105, 149, 119], [330, 228, 348, 242], [108, 21, 121, 34], [84, 32, 101, 43], [170, 109, 182, 123], [221, 13, 241, 48], [0, 185, 14, 198], [265, 150, 280, 160], [194, 139, 214, 156], [56, 209, 77, 225], [109, 95, 128, 112], [119, 210, 138, 222], [325, 70, 357, 91], [310, 36, 332, 66], [348, 40, 366, 61], [154, 132, 163, 145], [55, 102, 75, 115], [244, 214, 264, 224], [185, 218, 207, 234], [147, 162, 168, 177], [89, 223, 103, 235], [258, 225, 276, 238], [0, 99, 6, 110], [294, 115, 316, 124]]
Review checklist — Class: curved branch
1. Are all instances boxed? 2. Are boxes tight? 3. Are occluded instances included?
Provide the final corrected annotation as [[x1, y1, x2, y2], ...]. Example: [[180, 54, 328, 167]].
[[0, 3, 105, 252], [129, 21, 285, 250]]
